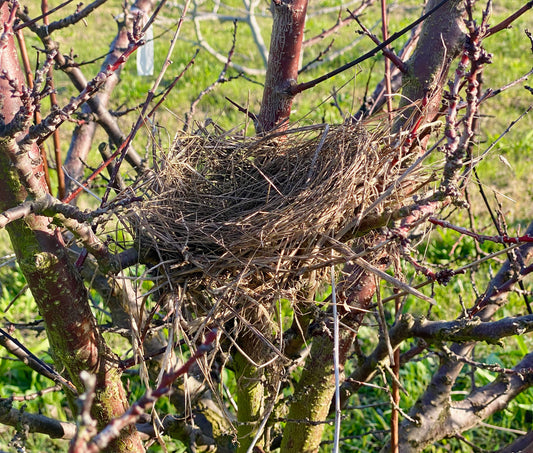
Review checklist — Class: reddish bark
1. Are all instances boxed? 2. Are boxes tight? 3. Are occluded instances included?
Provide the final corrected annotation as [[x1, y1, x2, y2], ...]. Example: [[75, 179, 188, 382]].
[[256, 0, 309, 133], [399, 0, 466, 124], [0, 3, 144, 451]]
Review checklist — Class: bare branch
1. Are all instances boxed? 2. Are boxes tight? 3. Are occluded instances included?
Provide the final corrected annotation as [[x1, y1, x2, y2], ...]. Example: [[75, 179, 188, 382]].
[[71, 330, 217, 453], [0, 398, 77, 439], [484, 1, 533, 38], [0, 328, 77, 393], [291, 0, 453, 95]]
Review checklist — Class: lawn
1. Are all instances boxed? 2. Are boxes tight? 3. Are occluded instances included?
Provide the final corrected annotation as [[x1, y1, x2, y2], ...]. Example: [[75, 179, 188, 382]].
[[1, 0, 532, 451]]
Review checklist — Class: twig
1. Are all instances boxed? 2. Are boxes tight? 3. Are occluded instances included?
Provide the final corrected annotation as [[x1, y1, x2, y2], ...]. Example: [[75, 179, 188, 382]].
[[62, 1, 175, 205], [14, 0, 74, 31], [192, 10, 266, 76], [30, 0, 107, 35], [303, 8, 360, 48], [473, 167, 532, 314], [185, 20, 239, 130], [70, 371, 98, 450], [41, 0, 66, 199], [225, 96, 258, 122], [11, 385, 62, 401], [75, 330, 217, 453], [353, 257, 435, 304], [291, 0, 452, 95], [299, 39, 335, 74], [429, 217, 533, 244], [439, 344, 518, 375], [147, 50, 199, 118], [14, 29, 52, 192], [484, 1, 533, 37], [440, 4, 492, 195], [0, 328, 78, 394], [101, 0, 181, 204], [381, 242, 522, 305], [348, 9, 407, 74]]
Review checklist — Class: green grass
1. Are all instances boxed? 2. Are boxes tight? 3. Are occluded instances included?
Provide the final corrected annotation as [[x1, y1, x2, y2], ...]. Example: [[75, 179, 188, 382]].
[[1, 0, 532, 452]]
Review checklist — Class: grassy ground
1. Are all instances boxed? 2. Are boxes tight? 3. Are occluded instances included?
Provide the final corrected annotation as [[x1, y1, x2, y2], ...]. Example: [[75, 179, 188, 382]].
[[1, 0, 532, 451]]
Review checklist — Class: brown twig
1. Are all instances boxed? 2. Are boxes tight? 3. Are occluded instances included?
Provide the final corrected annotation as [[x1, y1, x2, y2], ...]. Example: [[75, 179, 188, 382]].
[[14, 28, 52, 192], [25, 0, 107, 34], [348, 9, 407, 74], [72, 330, 217, 453], [429, 217, 533, 244], [41, 0, 66, 199], [184, 20, 239, 130], [147, 50, 199, 119], [484, 1, 533, 38], [302, 0, 373, 48], [299, 39, 335, 74], [13, 0, 74, 31]]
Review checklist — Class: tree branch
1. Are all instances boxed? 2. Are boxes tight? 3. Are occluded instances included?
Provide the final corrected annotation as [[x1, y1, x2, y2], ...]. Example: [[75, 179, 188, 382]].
[[0, 398, 77, 440]]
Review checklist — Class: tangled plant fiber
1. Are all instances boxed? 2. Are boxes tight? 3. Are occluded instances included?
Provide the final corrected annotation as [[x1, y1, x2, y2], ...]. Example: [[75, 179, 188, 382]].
[[126, 121, 430, 305]]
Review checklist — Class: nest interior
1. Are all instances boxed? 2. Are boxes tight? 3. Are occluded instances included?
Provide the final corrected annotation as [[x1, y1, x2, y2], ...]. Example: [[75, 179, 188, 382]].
[[125, 122, 428, 306]]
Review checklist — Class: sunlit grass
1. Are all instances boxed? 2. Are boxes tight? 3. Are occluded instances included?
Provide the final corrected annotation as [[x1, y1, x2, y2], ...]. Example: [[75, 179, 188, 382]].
[[1, 0, 531, 451]]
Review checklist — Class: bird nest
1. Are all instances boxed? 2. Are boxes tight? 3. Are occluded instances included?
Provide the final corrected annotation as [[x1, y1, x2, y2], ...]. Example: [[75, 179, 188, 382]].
[[126, 122, 428, 303]]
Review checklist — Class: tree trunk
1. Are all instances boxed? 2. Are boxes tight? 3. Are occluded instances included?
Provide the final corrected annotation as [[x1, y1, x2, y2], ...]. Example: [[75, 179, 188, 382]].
[[398, 0, 465, 124], [0, 4, 144, 451], [256, 0, 308, 133]]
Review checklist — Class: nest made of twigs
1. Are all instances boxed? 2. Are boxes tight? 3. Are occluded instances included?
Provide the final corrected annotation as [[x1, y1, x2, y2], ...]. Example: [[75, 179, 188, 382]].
[[126, 122, 427, 301]]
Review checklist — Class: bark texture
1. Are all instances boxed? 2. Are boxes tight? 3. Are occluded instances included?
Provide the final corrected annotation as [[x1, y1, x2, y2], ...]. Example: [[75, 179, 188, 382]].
[[256, 0, 309, 133], [0, 4, 144, 451], [399, 0, 466, 124]]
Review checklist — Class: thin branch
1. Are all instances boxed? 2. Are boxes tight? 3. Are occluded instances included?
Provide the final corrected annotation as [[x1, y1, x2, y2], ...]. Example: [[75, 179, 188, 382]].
[[291, 0, 452, 95], [348, 9, 407, 73], [19, 37, 144, 148], [0, 328, 77, 394], [185, 20, 239, 130], [37, 0, 107, 35], [353, 257, 435, 304], [13, 0, 74, 31], [484, 1, 533, 38], [0, 398, 77, 439], [429, 217, 533, 244], [331, 266, 341, 453], [41, 0, 66, 199], [71, 330, 217, 453]]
